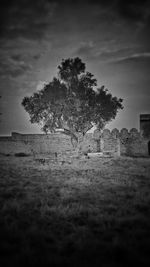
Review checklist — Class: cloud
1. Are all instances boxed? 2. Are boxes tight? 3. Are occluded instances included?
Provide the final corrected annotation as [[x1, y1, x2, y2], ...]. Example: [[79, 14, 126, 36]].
[[33, 54, 41, 60], [113, 52, 150, 63], [87, 0, 150, 23], [11, 53, 41, 62], [96, 47, 133, 62], [0, 0, 149, 56], [36, 81, 47, 91], [11, 54, 22, 62], [116, 0, 150, 22], [75, 42, 95, 57], [75, 44, 144, 63], [0, 60, 32, 78], [0, 0, 57, 40]]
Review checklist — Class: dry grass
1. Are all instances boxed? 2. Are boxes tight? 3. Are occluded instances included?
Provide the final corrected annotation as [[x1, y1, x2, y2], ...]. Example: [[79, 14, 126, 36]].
[[0, 154, 150, 267]]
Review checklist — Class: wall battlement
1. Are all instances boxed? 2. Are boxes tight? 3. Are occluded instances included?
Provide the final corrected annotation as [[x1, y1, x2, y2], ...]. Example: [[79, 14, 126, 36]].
[[92, 128, 148, 157], [101, 128, 141, 139], [0, 127, 149, 157]]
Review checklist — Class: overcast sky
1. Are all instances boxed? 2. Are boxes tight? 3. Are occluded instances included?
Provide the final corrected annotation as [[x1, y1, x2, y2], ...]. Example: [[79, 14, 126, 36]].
[[0, 0, 150, 135]]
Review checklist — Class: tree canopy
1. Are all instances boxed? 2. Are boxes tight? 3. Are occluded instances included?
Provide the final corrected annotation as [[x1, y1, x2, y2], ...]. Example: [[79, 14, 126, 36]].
[[22, 57, 123, 142]]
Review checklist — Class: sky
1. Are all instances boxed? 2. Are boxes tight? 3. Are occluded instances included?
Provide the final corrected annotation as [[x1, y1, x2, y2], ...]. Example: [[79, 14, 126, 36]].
[[0, 0, 150, 135]]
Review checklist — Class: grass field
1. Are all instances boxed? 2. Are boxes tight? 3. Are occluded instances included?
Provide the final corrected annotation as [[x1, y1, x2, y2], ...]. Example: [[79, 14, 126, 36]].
[[0, 154, 150, 266]]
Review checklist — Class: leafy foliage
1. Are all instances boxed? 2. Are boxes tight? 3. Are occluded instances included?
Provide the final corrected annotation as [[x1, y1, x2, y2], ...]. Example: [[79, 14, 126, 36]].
[[22, 58, 123, 137]]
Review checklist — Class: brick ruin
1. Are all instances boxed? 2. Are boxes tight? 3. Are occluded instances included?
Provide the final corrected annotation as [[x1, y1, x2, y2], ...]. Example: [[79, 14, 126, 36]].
[[0, 126, 150, 157]]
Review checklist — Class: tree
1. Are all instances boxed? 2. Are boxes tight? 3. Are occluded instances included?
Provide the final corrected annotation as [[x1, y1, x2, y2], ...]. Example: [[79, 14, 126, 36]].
[[22, 57, 123, 150]]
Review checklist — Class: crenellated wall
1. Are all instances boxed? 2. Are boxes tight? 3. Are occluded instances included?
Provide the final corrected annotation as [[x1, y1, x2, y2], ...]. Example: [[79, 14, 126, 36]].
[[100, 128, 149, 156], [81, 128, 149, 156], [118, 128, 148, 156], [0, 128, 149, 157]]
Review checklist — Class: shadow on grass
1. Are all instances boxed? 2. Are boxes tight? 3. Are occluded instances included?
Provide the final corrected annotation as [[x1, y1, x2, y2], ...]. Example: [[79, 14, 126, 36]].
[[14, 153, 30, 157]]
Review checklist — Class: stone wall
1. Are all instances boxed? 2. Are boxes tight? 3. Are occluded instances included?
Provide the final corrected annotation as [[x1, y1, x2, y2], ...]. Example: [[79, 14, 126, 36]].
[[80, 133, 97, 153], [102, 130, 120, 156], [0, 132, 73, 155], [119, 128, 149, 156], [82, 128, 149, 157], [0, 139, 31, 155], [0, 128, 149, 157], [96, 128, 149, 157]]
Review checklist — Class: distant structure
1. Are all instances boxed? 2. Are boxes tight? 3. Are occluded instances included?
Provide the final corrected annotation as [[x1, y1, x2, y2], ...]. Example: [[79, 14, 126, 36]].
[[140, 114, 150, 136], [0, 114, 150, 157]]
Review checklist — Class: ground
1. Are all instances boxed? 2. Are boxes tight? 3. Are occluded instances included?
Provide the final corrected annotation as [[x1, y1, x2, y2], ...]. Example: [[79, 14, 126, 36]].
[[0, 154, 150, 267]]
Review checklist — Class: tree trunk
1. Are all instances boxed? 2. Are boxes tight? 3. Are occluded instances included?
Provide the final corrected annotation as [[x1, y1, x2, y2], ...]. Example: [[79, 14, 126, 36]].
[[58, 129, 86, 156], [72, 132, 85, 156]]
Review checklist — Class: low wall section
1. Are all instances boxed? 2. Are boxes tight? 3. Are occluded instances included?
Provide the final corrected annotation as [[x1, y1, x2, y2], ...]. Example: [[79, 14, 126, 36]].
[[0, 139, 31, 155], [0, 132, 73, 155]]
